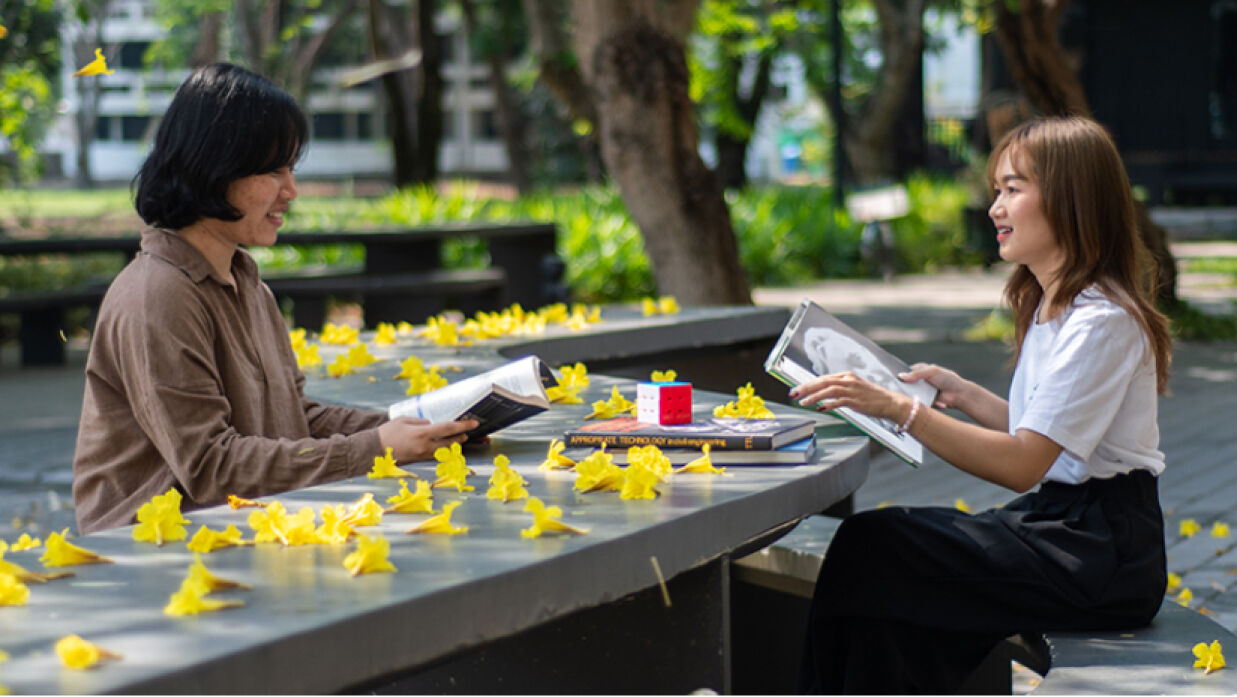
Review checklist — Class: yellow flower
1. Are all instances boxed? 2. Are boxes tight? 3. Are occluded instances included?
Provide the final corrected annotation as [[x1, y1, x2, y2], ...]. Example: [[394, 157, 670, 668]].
[[163, 566, 246, 617], [658, 296, 680, 314], [486, 454, 530, 502], [584, 385, 636, 420], [421, 316, 462, 346], [954, 498, 972, 513], [1167, 571, 1182, 592], [0, 25, 7, 39], [186, 524, 249, 553], [345, 343, 377, 367], [651, 370, 677, 383], [0, 573, 29, 606], [674, 444, 727, 475], [186, 553, 250, 592], [626, 444, 673, 478], [713, 382, 775, 419], [0, 543, 71, 583], [314, 505, 355, 545], [1177, 587, 1194, 606], [294, 342, 322, 369], [407, 500, 469, 535], [228, 494, 266, 509], [432, 442, 475, 492], [71, 48, 114, 77], [11, 533, 40, 551], [620, 460, 662, 500], [289, 328, 307, 350], [340, 493, 384, 528], [395, 354, 426, 379], [396, 321, 414, 335], [373, 323, 398, 346], [321, 322, 360, 345], [132, 488, 191, 546], [539, 439, 577, 471], [406, 365, 449, 395], [520, 497, 589, 539], [368, 446, 417, 479], [641, 297, 659, 316], [326, 353, 355, 377], [1193, 640, 1226, 675], [343, 534, 398, 576], [56, 635, 122, 670], [573, 448, 625, 493], [1211, 521, 1230, 538], [248, 502, 317, 545], [546, 383, 584, 404], [1181, 519, 1202, 537], [559, 362, 590, 388], [385, 479, 435, 514], [41, 530, 112, 567]]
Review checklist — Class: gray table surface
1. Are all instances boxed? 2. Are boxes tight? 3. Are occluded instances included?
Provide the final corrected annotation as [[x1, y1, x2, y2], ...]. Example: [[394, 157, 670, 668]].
[[0, 305, 869, 694]]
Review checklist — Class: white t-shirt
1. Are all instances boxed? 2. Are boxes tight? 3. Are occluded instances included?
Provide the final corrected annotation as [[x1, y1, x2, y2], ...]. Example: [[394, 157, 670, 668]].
[[1007, 287, 1164, 484]]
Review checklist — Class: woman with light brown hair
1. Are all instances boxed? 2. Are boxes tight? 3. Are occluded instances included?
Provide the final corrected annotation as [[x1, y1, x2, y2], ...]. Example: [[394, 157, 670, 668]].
[[791, 116, 1172, 693]]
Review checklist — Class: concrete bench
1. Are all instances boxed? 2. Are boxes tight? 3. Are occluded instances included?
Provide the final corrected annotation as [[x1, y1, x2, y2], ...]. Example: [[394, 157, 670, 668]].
[[731, 514, 1237, 694]]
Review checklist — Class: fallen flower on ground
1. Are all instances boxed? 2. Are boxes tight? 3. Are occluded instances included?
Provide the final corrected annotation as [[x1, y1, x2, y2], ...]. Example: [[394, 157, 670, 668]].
[[373, 323, 398, 346], [620, 461, 661, 500], [1168, 571, 1182, 592], [294, 342, 321, 369], [326, 353, 355, 378], [1193, 640, 1225, 674], [368, 447, 417, 479], [72, 48, 114, 77], [321, 322, 360, 345], [432, 442, 475, 492], [627, 445, 673, 478], [345, 343, 378, 367], [164, 578, 245, 617], [486, 454, 529, 502], [315, 505, 356, 545], [651, 370, 677, 383], [558, 362, 590, 389], [343, 534, 398, 576], [573, 448, 624, 493], [674, 445, 727, 475], [41, 530, 112, 567], [954, 499, 972, 513], [11, 534, 40, 551], [0, 543, 71, 583], [55, 635, 122, 670], [713, 382, 774, 419], [185, 553, 250, 592], [584, 385, 636, 420], [340, 493, 384, 527], [186, 524, 250, 553], [385, 479, 434, 514], [0, 572, 29, 606], [1212, 522, 1230, 538], [132, 488, 191, 546], [1181, 519, 1202, 538], [539, 439, 576, 471], [407, 501, 468, 535], [1178, 587, 1194, 606], [228, 495, 266, 509], [520, 497, 589, 538]]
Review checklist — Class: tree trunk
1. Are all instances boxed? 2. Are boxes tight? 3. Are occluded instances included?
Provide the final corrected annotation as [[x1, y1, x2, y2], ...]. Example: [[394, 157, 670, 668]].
[[190, 12, 224, 67], [459, 0, 532, 193], [69, 2, 111, 189], [989, 0, 1179, 308], [367, 0, 420, 187], [412, 0, 443, 183], [572, 2, 751, 305], [714, 50, 773, 190]]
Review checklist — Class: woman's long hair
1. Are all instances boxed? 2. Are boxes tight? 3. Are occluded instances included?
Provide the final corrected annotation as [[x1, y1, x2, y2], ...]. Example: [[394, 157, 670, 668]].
[[989, 117, 1172, 392]]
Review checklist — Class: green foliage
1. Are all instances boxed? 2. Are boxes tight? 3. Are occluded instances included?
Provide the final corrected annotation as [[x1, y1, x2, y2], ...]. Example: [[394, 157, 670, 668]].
[[963, 308, 1015, 343], [1182, 257, 1237, 282], [0, 0, 61, 185], [1167, 301, 1237, 342], [893, 173, 982, 273]]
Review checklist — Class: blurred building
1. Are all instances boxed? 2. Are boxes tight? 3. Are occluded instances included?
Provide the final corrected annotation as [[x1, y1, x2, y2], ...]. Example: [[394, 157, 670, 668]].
[[44, 0, 508, 183]]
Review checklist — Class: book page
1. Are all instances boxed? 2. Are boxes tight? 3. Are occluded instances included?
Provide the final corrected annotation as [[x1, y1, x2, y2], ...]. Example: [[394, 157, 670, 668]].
[[387, 355, 548, 424]]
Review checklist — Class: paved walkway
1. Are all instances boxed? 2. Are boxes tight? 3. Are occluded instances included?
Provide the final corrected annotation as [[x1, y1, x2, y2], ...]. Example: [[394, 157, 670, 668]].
[[2, 249, 1235, 640]]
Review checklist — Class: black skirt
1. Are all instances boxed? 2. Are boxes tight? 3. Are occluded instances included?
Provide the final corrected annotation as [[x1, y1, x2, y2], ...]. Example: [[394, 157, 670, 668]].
[[799, 469, 1167, 694]]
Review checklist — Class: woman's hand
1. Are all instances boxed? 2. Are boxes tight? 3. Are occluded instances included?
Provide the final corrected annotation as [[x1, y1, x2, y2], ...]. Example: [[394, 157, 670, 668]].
[[898, 363, 968, 410], [788, 371, 912, 423], [378, 417, 479, 463]]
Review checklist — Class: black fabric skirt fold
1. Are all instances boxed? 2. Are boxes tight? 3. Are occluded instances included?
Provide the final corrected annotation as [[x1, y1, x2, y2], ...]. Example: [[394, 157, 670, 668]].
[[799, 469, 1166, 694]]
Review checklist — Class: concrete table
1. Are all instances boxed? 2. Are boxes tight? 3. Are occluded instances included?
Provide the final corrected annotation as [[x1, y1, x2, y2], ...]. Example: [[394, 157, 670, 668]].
[[0, 306, 869, 694]]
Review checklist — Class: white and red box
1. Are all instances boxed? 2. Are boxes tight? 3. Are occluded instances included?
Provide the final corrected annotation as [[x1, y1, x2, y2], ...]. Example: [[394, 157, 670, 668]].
[[636, 381, 692, 425]]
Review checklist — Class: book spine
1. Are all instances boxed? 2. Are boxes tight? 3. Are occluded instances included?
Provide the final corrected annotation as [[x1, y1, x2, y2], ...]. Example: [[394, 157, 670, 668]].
[[564, 433, 773, 450]]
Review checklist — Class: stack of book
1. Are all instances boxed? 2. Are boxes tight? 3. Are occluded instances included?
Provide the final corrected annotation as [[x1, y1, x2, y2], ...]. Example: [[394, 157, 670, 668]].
[[562, 416, 819, 465]]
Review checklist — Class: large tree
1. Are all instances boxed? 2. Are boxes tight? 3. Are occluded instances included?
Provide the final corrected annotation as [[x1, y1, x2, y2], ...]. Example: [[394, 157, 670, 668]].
[[459, 0, 532, 193], [0, 0, 61, 186], [986, 0, 1179, 309], [527, 0, 752, 305]]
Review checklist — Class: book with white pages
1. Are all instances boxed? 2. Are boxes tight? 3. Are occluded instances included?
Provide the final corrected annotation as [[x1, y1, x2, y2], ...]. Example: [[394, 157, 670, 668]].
[[763, 299, 937, 466]]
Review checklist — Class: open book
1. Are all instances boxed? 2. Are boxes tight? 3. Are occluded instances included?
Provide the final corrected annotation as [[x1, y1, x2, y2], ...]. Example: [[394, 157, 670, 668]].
[[388, 355, 555, 439], [764, 299, 937, 466]]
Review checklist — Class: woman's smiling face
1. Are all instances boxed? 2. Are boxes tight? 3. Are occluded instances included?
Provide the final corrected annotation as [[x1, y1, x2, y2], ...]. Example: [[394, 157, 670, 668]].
[[220, 166, 297, 248], [989, 148, 1064, 279]]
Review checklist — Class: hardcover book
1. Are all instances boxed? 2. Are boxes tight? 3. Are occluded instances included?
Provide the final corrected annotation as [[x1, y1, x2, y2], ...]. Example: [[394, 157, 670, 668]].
[[763, 299, 937, 466], [388, 355, 555, 440], [566, 435, 818, 466], [562, 416, 815, 451]]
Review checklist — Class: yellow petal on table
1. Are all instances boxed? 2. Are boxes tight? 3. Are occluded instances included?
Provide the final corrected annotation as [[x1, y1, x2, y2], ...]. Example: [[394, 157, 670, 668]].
[[385, 479, 435, 514], [0, 546, 72, 583], [545, 383, 584, 404], [627, 444, 673, 479], [0, 572, 30, 606], [248, 501, 302, 545], [1180, 519, 1202, 538], [1211, 521, 1230, 538], [228, 494, 266, 510], [539, 439, 577, 471], [573, 448, 624, 493], [71, 48, 114, 77], [339, 493, 384, 528], [132, 488, 191, 546], [406, 500, 468, 535], [954, 498, 972, 513], [641, 297, 660, 316], [1193, 639, 1226, 675], [584, 385, 636, 420], [55, 635, 122, 670], [431, 442, 474, 492], [520, 497, 589, 539], [1167, 571, 1182, 592], [343, 534, 398, 576], [186, 524, 250, 553], [289, 328, 307, 350], [345, 343, 378, 367], [658, 296, 680, 314], [1177, 587, 1194, 606], [486, 454, 529, 503], [163, 577, 245, 617], [373, 322, 398, 346], [314, 505, 356, 545], [40, 530, 112, 567], [620, 461, 661, 500], [295, 343, 322, 369], [558, 362, 590, 389], [185, 553, 251, 592], [395, 354, 425, 379], [674, 444, 728, 475], [11, 533, 40, 551], [321, 322, 360, 345], [368, 446, 418, 479], [326, 353, 355, 378], [651, 369, 677, 383], [713, 382, 775, 419]]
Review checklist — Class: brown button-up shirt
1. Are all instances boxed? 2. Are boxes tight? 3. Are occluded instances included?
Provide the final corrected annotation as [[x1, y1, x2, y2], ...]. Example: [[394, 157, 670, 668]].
[[73, 229, 386, 533]]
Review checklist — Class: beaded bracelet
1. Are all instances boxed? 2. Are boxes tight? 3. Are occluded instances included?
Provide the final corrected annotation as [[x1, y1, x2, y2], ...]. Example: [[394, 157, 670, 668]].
[[894, 396, 920, 435]]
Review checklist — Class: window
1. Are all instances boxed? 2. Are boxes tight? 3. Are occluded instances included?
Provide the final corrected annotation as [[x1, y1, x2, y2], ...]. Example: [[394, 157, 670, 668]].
[[471, 109, 498, 140], [121, 116, 150, 142], [118, 42, 150, 70], [357, 112, 373, 140], [312, 112, 346, 141], [94, 116, 112, 141]]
